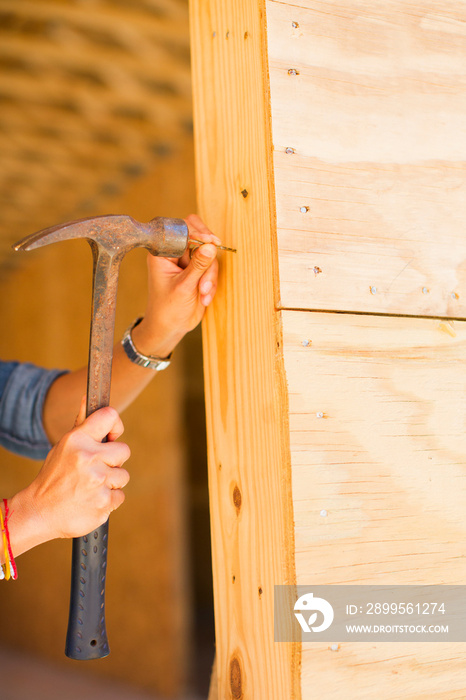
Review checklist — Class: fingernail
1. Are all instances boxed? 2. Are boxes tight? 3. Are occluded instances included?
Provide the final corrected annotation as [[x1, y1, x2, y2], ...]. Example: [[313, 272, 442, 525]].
[[199, 244, 216, 259], [201, 280, 213, 294]]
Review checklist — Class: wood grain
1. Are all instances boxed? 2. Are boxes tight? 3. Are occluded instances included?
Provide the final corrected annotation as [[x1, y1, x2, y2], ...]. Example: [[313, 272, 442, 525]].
[[190, 1, 299, 698], [266, 0, 466, 317], [283, 309, 466, 698], [191, 0, 466, 695]]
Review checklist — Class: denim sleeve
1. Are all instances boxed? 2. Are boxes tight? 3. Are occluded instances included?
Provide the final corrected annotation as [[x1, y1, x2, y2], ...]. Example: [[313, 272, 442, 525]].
[[0, 361, 68, 461]]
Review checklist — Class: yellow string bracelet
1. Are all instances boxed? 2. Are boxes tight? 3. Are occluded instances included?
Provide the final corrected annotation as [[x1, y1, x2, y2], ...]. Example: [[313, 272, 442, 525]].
[[0, 506, 11, 580]]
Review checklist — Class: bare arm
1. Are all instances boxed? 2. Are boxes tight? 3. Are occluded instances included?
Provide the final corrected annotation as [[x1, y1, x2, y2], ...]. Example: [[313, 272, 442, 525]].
[[42, 215, 219, 444], [1, 406, 130, 567], [1, 215, 220, 568]]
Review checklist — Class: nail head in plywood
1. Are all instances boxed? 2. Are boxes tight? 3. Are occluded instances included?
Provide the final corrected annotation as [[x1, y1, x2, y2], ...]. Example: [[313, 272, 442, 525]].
[[283, 307, 466, 698], [266, 0, 466, 318]]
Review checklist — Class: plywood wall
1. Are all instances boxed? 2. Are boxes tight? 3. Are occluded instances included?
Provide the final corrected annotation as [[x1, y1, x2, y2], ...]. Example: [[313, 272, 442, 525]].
[[268, 0, 466, 318], [191, 0, 466, 698], [283, 310, 466, 698]]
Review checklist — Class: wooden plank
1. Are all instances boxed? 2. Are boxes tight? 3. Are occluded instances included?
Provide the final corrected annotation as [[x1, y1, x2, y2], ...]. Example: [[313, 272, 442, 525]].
[[282, 309, 466, 698], [190, 1, 299, 698], [266, 1, 466, 317]]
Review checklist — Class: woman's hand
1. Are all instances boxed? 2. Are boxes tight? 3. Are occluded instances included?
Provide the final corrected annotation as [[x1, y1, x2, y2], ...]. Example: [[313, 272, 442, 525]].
[[131, 214, 220, 359], [42, 215, 220, 445], [7, 404, 130, 557]]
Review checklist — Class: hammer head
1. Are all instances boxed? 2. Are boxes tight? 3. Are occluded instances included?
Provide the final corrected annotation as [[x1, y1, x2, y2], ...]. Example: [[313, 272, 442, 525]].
[[14, 214, 188, 259]]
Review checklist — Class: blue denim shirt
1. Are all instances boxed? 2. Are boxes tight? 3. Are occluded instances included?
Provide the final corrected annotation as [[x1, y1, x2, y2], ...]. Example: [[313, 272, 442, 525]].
[[0, 362, 67, 460]]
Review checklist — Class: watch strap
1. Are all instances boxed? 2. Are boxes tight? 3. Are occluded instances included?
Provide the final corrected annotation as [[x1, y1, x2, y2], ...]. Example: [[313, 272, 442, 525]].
[[121, 317, 171, 371]]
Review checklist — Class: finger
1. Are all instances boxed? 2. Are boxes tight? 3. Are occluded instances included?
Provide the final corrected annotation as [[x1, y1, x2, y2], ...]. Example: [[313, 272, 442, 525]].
[[105, 465, 130, 490], [181, 222, 221, 270], [182, 231, 218, 271], [99, 440, 131, 467], [74, 395, 87, 428], [182, 243, 217, 288], [185, 214, 222, 245], [199, 262, 218, 306], [199, 258, 218, 295], [200, 279, 213, 295], [80, 406, 124, 443], [188, 231, 221, 246], [173, 247, 191, 270], [108, 488, 126, 513]]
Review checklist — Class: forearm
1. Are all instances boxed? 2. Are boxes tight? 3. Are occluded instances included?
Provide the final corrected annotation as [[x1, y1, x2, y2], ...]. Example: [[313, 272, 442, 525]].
[[42, 320, 184, 445], [43, 216, 219, 445]]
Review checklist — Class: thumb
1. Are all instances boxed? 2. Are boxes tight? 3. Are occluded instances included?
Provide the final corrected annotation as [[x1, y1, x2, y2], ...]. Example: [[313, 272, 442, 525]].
[[183, 243, 217, 288], [74, 395, 87, 428], [79, 406, 124, 443]]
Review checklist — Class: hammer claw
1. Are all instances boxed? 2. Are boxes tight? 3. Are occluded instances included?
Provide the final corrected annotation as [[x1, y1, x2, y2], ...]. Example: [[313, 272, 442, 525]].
[[14, 215, 188, 258]]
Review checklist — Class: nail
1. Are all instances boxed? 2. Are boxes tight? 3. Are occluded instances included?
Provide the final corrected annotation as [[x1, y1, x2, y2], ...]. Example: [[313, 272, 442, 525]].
[[201, 280, 213, 294], [190, 238, 236, 253]]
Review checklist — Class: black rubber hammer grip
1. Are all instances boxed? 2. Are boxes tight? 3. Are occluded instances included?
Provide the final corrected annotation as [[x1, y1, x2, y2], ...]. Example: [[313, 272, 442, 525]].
[[65, 522, 109, 659]]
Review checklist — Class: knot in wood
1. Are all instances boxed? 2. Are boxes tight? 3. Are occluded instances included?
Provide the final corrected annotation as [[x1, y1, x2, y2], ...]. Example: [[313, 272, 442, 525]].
[[233, 485, 242, 514], [230, 656, 244, 699]]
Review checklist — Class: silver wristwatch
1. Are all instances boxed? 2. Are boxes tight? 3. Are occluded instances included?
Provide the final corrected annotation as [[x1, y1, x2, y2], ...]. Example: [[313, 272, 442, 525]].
[[121, 317, 171, 371]]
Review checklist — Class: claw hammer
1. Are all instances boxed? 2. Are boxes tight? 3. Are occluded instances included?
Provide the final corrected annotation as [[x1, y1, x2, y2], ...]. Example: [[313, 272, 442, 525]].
[[14, 214, 188, 660]]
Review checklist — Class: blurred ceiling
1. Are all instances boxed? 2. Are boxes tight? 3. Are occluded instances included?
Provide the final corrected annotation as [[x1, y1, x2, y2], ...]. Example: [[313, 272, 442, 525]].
[[0, 0, 192, 265]]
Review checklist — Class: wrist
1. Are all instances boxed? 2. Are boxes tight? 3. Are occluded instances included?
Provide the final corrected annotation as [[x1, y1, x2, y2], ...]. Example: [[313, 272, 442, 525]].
[[7, 487, 51, 558], [131, 318, 185, 360]]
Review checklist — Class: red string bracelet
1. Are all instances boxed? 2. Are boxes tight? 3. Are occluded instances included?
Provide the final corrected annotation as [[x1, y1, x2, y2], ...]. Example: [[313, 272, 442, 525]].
[[3, 499, 17, 580], [0, 507, 9, 579]]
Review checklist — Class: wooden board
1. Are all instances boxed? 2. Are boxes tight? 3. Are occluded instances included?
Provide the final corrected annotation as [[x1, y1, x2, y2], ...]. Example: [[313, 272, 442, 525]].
[[191, 0, 466, 696], [190, 1, 299, 698], [266, 0, 466, 318], [282, 309, 466, 698]]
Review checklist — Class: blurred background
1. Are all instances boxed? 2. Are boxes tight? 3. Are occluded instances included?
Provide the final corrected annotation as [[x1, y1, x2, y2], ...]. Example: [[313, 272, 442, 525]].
[[0, 0, 215, 698]]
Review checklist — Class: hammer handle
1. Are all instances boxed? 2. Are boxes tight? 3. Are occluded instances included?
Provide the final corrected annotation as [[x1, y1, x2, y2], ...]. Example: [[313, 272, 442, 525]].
[[14, 216, 189, 662], [65, 522, 109, 659], [66, 247, 120, 660]]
